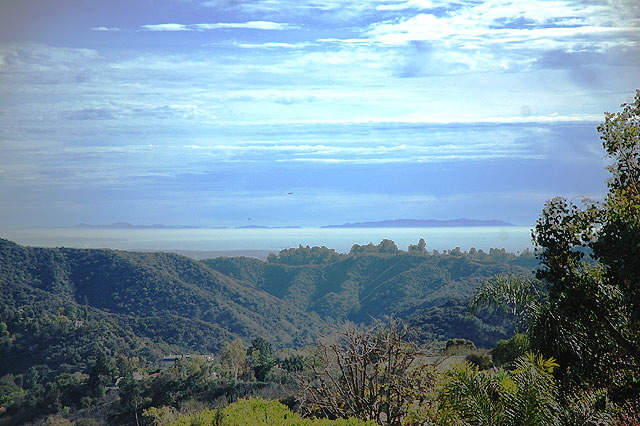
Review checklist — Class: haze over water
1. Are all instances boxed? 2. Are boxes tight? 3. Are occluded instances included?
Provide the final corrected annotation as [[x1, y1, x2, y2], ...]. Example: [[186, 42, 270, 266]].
[[2, 226, 533, 255]]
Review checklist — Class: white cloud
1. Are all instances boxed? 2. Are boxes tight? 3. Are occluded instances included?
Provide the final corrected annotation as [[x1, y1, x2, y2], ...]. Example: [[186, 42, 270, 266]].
[[356, 0, 640, 75], [140, 21, 298, 32], [368, 0, 639, 45], [238, 42, 304, 49], [194, 21, 299, 30], [376, 0, 435, 11], [140, 23, 192, 31], [368, 14, 634, 46], [236, 114, 603, 126], [317, 38, 371, 44], [90, 27, 121, 31]]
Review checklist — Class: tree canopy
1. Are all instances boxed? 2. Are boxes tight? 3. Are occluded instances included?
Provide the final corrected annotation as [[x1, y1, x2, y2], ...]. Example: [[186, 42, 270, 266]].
[[531, 90, 640, 398]]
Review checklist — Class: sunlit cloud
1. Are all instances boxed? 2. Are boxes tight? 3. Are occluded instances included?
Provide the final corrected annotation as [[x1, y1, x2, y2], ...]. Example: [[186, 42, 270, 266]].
[[238, 42, 310, 49], [194, 21, 299, 30], [140, 23, 191, 31], [140, 21, 299, 32], [376, 0, 436, 11], [90, 26, 121, 31]]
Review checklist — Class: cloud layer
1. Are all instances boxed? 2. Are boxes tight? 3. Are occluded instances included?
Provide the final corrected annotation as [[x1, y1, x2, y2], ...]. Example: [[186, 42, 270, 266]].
[[0, 0, 637, 228]]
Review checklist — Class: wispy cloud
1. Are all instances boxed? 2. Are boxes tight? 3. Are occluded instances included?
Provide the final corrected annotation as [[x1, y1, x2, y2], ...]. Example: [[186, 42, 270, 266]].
[[90, 27, 121, 32], [195, 21, 299, 30], [310, 0, 640, 75], [376, 0, 436, 11], [140, 21, 299, 32], [139, 23, 192, 31], [234, 114, 604, 126], [238, 42, 310, 49]]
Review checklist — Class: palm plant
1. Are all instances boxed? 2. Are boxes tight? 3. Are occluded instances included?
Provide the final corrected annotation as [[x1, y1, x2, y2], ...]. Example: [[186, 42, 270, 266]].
[[437, 352, 560, 426], [469, 274, 546, 334]]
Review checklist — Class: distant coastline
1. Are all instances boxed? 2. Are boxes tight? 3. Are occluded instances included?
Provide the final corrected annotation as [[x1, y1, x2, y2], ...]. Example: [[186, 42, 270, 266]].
[[321, 218, 515, 228], [6, 223, 532, 254], [71, 218, 514, 230]]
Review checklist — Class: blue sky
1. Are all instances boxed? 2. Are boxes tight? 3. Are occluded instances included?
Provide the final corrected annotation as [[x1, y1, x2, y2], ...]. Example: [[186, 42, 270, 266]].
[[0, 0, 638, 228]]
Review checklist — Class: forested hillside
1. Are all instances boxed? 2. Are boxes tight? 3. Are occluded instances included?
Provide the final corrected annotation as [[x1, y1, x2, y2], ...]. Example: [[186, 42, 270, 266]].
[[1, 237, 538, 377], [0, 238, 325, 371], [203, 242, 537, 346]]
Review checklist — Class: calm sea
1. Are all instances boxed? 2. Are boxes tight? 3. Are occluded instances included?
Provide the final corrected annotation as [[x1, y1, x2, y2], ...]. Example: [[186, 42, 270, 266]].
[[2, 227, 534, 255]]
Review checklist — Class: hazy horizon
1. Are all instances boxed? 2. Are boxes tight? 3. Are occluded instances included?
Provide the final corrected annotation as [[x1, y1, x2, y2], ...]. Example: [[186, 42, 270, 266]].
[[1, 226, 535, 255], [1, 0, 638, 229]]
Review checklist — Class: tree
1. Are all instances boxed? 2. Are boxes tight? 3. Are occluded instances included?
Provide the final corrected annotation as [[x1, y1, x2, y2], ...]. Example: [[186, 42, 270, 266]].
[[164, 397, 377, 426], [443, 338, 476, 356], [472, 90, 640, 401], [491, 334, 530, 367], [220, 339, 246, 386], [408, 238, 427, 254], [88, 349, 116, 396], [247, 337, 276, 382], [297, 321, 435, 426], [532, 90, 640, 397], [377, 239, 399, 254], [280, 353, 306, 373]]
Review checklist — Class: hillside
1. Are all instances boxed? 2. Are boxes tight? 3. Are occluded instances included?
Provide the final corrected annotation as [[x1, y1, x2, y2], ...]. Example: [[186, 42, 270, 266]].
[[0, 237, 539, 380], [202, 243, 538, 346], [0, 238, 325, 377]]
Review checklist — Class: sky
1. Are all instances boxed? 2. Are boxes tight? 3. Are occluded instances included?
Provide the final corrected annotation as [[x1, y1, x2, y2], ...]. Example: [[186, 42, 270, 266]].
[[0, 0, 639, 229]]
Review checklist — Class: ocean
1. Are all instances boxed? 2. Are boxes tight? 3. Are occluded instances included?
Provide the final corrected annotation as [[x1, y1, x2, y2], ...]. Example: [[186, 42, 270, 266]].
[[1, 226, 534, 256]]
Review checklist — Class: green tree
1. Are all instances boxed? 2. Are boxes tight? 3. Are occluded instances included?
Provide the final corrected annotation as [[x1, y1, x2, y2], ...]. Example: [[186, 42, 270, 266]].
[[443, 338, 476, 356], [280, 353, 306, 373], [471, 90, 640, 402], [408, 238, 427, 253], [532, 90, 640, 396], [491, 334, 530, 367], [247, 337, 276, 382], [88, 349, 116, 396], [470, 274, 545, 334], [377, 239, 399, 254], [220, 339, 246, 386]]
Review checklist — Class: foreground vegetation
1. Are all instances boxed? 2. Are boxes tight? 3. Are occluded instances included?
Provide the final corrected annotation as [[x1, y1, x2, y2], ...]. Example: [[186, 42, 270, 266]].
[[1, 90, 639, 425]]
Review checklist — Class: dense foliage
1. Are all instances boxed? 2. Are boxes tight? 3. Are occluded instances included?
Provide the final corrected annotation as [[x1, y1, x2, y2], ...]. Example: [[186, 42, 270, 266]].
[[469, 90, 640, 421], [0, 239, 325, 356], [530, 91, 640, 401], [160, 397, 376, 426], [204, 246, 536, 346], [437, 352, 560, 426]]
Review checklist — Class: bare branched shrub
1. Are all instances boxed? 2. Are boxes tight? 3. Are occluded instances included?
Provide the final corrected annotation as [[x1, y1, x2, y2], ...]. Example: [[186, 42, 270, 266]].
[[296, 320, 436, 426]]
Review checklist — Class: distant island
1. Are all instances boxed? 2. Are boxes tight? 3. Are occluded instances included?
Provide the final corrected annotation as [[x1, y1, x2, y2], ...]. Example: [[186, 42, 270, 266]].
[[72, 219, 513, 230], [321, 218, 515, 228], [73, 222, 201, 229]]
